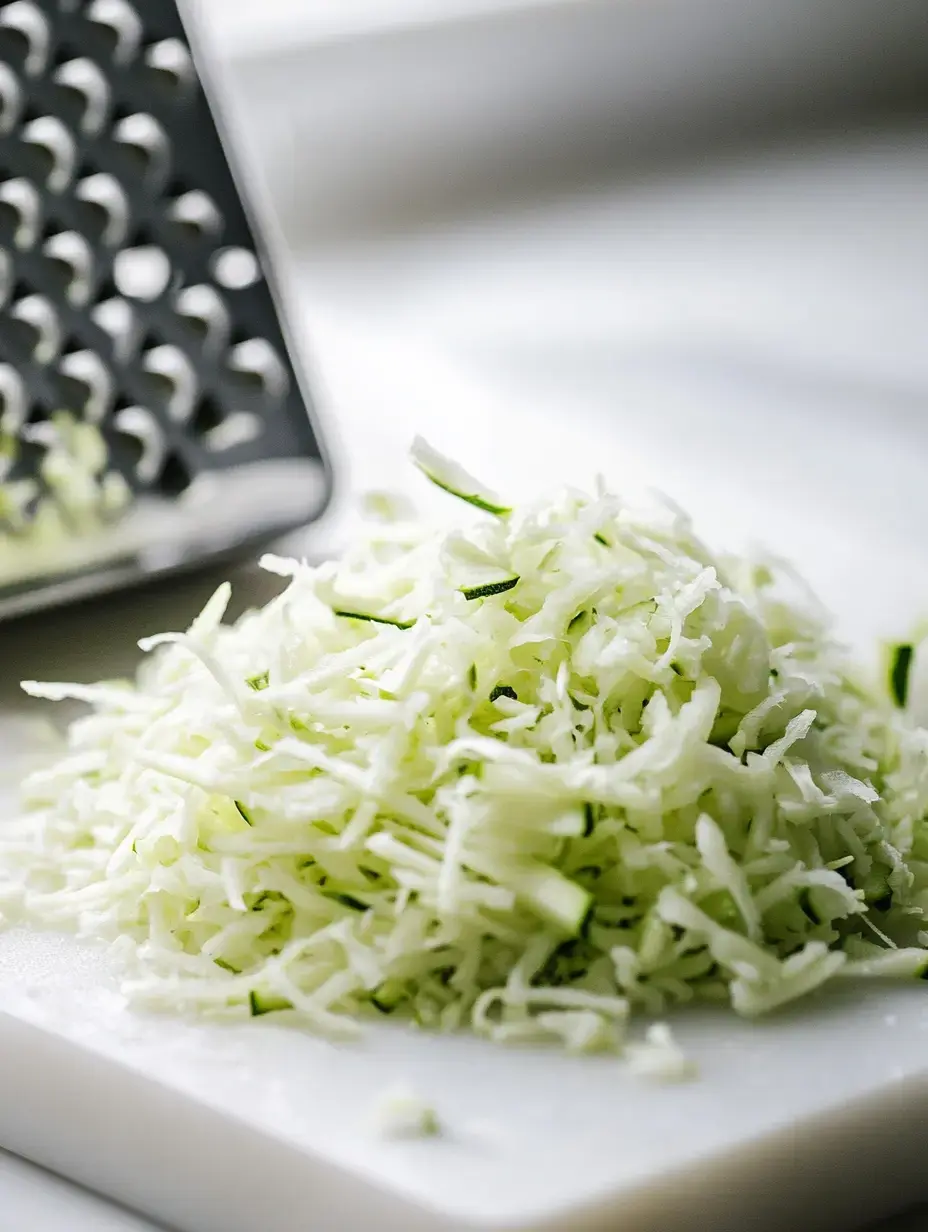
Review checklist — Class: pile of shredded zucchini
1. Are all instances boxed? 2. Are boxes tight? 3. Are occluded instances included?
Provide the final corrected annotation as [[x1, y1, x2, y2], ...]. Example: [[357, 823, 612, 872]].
[[2, 438, 928, 1058]]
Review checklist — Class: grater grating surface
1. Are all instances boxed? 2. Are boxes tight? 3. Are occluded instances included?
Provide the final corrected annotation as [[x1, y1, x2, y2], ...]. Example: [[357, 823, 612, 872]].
[[0, 0, 330, 620]]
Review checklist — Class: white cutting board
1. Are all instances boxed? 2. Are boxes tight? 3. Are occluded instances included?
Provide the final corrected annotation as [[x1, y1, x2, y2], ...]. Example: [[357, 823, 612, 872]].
[[0, 928, 927, 1232], [2, 324, 928, 1232]]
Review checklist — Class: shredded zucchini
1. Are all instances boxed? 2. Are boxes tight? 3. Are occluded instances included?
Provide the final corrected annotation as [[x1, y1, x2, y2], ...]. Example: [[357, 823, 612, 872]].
[[411, 435, 511, 516], [461, 577, 520, 601], [3, 438, 928, 1062], [889, 643, 914, 709], [0, 413, 131, 583], [249, 990, 292, 1016], [333, 610, 415, 630], [489, 685, 518, 704]]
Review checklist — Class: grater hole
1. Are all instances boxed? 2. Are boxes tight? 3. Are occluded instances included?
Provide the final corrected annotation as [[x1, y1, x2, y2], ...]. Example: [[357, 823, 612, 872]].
[[58, 348, 114, 423], [42, 230, 95, 305], [4, 318, 36, 361], [212, 247, 260, 290], [24, 394, 54, 427], [142, 343, 197, 422], [37, 252, 73, 300], [71, 196, 109, 243], [0, 2, 49, 77], [0, 203, 17, 246], [108, 137, 149, 185], [224, 363, 265, 404], [0, 177, 42, 250], [52, 38, 81, 62], [0, 27, 29, 77], [127, 220, 160, 250], [110, 405, 144, 475], [57, 370, 92, 417], [15, 126, 55, 187], [174, 284, 229, 353], [190, 393, 224, 438], [164, 174, 193, 198], [138, 367, 173, 413], [143, 38, 195, 102], [0, 442, 42, 521], [75, 19, 118, 66], [156, 448, 192, 496], [171, 311, 206, 351], [228, 337, 289, 398], [139, 329, 161, 356], [0, 362, 28, 433], [166, 190, 223, 245], [51, 56, 111, 136], [0, 249, 11, 308], [111, 111, 170, 186], [44, 84, 85, 138], [8, 277, 31, 304], [93, 273, 119, 305], [73, 172, 131, 248], [21, 115, 77, 192], [6, 297, 43, 360], [91, 294, 139, 359], [10, 293, 63, 364], [84, 0, 142, 67], [22, 409, 56, 448], [0, 61, 23, 136], [114, 401, 165, 484]]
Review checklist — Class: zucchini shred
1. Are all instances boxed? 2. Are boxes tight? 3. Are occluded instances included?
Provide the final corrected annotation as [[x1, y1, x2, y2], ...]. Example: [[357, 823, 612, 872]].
[[4, 438, 928, 1069]]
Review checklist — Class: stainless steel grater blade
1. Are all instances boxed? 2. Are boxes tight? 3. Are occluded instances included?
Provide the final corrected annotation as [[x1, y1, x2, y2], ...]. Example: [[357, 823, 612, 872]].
[[0, 0, 331, 621]]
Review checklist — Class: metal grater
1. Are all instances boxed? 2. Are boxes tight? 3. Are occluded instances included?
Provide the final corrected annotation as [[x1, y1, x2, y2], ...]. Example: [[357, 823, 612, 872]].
[[0, 0, 330, 621]]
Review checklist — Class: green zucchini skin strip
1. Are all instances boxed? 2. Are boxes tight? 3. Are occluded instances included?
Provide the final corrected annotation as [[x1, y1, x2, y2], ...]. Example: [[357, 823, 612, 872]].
[[422, 475, 511, 516], [461, 577, 519, 601], [489, 685, 518, 703], [249, 991, 292, 1016], [411, 436, 511, 515], [890, 643, 914, 707], [333, 610, 414, 629]]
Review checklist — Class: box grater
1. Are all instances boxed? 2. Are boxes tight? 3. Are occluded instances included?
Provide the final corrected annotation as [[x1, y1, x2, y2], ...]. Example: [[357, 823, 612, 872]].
[[0, 0, 331, 621]]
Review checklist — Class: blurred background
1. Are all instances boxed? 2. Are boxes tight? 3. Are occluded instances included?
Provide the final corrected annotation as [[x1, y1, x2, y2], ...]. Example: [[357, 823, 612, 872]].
[[190, 0, 928, 646]]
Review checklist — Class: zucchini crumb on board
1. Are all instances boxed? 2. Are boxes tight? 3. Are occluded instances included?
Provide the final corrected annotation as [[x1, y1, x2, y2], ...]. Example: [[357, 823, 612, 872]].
[[369, 1085, 442, 1139], [4, 436, 928, 1072]]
